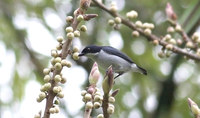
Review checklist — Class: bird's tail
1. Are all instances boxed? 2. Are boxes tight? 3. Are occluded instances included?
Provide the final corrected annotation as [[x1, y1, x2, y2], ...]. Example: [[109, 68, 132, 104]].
[[131, 64, 147, 75]]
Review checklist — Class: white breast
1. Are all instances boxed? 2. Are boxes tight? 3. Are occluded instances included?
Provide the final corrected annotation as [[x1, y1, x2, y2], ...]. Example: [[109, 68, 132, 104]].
[[90, 50, 132, 73]]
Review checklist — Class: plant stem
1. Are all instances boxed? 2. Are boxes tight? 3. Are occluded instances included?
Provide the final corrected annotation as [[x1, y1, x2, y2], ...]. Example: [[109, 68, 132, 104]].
[[102, 93, 110, 118]]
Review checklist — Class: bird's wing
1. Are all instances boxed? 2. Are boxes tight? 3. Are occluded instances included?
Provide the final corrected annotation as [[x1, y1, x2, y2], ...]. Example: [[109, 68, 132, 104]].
[[102, 46, 134, 64]]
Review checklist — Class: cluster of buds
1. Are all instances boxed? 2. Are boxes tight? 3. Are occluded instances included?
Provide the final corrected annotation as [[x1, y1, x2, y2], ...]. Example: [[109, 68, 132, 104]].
[[36, 35, 72, 116], [108, 16, 122, 30], [81, 87, 103, 110]]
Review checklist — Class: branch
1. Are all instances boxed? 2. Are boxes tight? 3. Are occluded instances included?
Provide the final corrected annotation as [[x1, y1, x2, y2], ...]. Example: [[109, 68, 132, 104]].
[[92, 0, 200, 61]]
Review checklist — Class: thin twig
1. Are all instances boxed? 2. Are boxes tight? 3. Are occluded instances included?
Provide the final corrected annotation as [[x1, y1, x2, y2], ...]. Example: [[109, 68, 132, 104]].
[[92, 0, 200, 61]]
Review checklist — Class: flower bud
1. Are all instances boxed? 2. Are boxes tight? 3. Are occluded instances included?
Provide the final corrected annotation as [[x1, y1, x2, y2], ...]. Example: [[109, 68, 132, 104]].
[[56, 44, 62, 50], [132, 31, 139, 37], [54, 106, 60, 113], [66, 16, 73, 23], [166, 44, 173, 50], [81, 90, 87, 96], [54, 99, 60, 105], [73, 52, 80, 60], [61, 77, 67, 84], [165, 34, 171, 41], [67, 32, 74, 40], [57, 92, 64, 98], [39, 92, 46, 99], [53, 86, 61, 93], [34, 114, 40, 118], [108, 19, 115, 26], [74, 30, 80, 37], [44, 83, 51, 90], [177, 39, 183, 46], [85, 93, 92, 101], [175, 25, 182, 32], [97, 114, 104, 118], [54, 62, 62, 70], [144, 28, 151, 35], [167, 26, 175, 33], [49, 108, 56, 114], [43, 68, 51, 75], [94, 102, 101, 109], [135, 21, 142, 28], [107, 106, 115, 114], [51, 49, 58, 58], [188, 98, 200, 115], [186, 41, 194, 48], [54, 75, 61, 83], [73, 46, 79, 53], [56, 36, 64, 43], [77, 15, 84, 21], [192, 32, 199, 41], [65, 27, 73, 33], [55, 57, 62, 63], [169, 38, 176, 45], [86, 101, 93, 109], [44, 75, 51, 82], [80, 25, 87, 32], [165, 3, 177, 21], [108, 96, 115, 103], [94, 95, 101, 102], [102, 66, 114, 94], [89, 62, 100, 85], [158, 52, 165, 58], [114, 17, 121, 24], [36, 97, 42, 103], [153, 40, 159, 46], [110, 6, 117, 13]]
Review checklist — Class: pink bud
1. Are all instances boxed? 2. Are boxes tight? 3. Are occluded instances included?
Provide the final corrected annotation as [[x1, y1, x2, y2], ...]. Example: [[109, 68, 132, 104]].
[[89, 62, 100, 85], [165, 3, 177, 21]]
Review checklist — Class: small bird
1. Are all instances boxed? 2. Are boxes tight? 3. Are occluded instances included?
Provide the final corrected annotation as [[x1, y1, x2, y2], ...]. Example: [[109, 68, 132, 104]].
[[79, 45, 147, 78]]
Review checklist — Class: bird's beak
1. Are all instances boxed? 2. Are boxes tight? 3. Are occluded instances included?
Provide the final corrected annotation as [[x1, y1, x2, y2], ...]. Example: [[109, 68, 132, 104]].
[[78, 53, 85, 56]]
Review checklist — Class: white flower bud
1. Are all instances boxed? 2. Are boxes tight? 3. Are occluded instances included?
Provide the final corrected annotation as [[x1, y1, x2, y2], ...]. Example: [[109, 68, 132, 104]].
[[167, 26, 175, 33], [94, 102, 101, 109], [110, 6, 117, 13], [165, 34, 171, 41], [56, 44, 62, 50], [74, 30, 80, 37], [135, 21, 142, 28], [43, 68, 51, 75], [107, 106, 115, 114], [56, 36, 64, 43], [158, 52, 165, 58], [144, 28, 151, 35], [53, 86, 61, 93], [94, 95, 101, 102], [44, 83, 51, 90], [81, 90, 87, 96], [67, 32, 74, 40], [126, 10, 138, 19], [34, 114, 40, 118], [77, 15, 84, 21], [108, 19, 115, 26], [51, 49, 58, 58], [72, 52, 80, 60], [169, 38, 176, 45], [54, 57, 62, 63], [49, 108, 56, 114], [39, 92, 46, 99], [114, 17, 121, 24], [73, 46, 79, 53], [44, 75, 51, 83], [54, 106, 60, 113], [61, 77, 67, 84], [186, 41, 194, 48], [65, 27, 73, 33], [80, 25, 87, 32], [97, 114, 104, 118], [54, 62, 62, 70], [57, 92, 64, 98], [108, 96, 115, 103], [54, 75, 61, 83], [175, 24, 182, 32], [85, 93, 92, 101], [66, 16, 73, 23], [132, 31, 139, 37], [86, 101, 93, 109], [166, 44, 173, 50], [153, 40, 159, 46]]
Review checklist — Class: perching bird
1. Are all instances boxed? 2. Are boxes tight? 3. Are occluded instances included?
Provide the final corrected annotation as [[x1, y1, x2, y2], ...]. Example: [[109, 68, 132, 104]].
[[79, 45, 147, 78]]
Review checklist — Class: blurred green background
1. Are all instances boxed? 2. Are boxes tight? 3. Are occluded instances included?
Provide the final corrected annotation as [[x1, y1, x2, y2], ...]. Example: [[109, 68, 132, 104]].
[[0, 0, 200, 118]]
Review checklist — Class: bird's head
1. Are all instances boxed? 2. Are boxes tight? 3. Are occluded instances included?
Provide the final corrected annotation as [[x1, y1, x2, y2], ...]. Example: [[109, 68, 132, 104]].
[[79, 45, 102, 57]]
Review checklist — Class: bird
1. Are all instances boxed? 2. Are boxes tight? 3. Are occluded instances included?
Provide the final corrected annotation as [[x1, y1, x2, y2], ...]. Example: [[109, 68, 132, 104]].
[[79, 45, 147, 79]]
